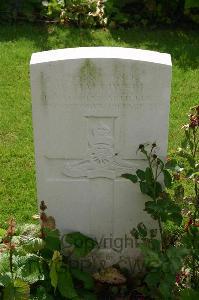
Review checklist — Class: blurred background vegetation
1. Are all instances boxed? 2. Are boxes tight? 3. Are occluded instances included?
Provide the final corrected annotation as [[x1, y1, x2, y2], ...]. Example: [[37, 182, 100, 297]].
[[0, 0, 198, 28]]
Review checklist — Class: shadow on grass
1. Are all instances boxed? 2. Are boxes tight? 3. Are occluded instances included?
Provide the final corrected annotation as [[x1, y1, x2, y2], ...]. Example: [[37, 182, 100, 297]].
[[0, 24, 198, 70], [0, 23, 49, 51], [108, 28, 199, 70], [0, 23, 96, 52]]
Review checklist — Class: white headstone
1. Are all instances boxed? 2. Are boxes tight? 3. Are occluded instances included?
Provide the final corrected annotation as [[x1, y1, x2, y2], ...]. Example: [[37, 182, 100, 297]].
[[30, 47, 172, 269]]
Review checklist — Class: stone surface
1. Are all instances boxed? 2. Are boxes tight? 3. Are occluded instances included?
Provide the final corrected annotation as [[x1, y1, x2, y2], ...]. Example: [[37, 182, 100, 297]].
[[30, 47, 172, 268]]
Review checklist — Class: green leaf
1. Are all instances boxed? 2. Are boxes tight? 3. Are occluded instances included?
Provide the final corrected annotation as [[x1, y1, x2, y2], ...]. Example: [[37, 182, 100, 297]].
[[145, 199, 182, 225], [43, 228, 60, 251], [3, 279, 30, 300], [71, 268, 94, 290], [0, 253, 10, 273], [49, 251, 62, 291], [139, 181, 149, 194], [151, 239, 161, 252], [167, 202, 182, 226], [136, 169, 145, 180], [22, 237, 44, 253], [167, 247, 188, 261], [140, 246, 161, 268], [130, 228, 139, 239], [145, 167, 153, 184], [122, 173, 138, 183], [159, 281, 171, 299], [32, 286, 54, 300], [0, 274, 12, 287], [177, 149, 195, 167], [145, 201, 159, 219], [50, 261, 58, 290], [16, 254, 44, 284], [189, 171, 199, 178], [137, 222, 147, 238], [165, 159, 178, 170], [163, 169, 172, 188], [145, 272, 160, 287], [154, 181, 162, 197], [64, 232, 97, 257], [58, 268, 78, 299]]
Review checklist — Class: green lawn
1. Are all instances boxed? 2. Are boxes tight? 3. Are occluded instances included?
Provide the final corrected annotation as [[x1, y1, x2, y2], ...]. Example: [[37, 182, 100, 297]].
[[0, 24, 198, 227]]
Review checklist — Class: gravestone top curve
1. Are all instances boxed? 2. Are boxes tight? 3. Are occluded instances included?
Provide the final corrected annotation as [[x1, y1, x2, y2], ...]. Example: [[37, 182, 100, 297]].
[[30, 47, 171, 66]]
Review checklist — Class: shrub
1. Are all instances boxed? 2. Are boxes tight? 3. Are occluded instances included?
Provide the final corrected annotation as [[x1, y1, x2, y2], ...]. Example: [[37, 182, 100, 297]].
[[122, 105, 199, 297], [43, 0, 105, 27], [0, 0, 198, 26], [103, 0, 199, 27]]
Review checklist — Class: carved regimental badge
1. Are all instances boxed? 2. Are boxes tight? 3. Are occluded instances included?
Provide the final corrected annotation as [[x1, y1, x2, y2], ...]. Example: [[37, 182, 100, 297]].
[[63, 122, 137, 179]]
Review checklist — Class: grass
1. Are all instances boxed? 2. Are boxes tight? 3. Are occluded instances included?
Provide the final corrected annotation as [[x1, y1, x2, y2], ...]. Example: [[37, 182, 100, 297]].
[[0, 24, 198, 227]]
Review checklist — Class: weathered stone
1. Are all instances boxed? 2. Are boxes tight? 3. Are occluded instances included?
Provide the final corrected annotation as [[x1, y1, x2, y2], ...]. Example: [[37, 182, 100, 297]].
[[30, 47, 172, 269]]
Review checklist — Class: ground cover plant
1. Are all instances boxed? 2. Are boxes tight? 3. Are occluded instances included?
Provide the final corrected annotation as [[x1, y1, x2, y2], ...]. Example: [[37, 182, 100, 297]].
[[0, 201, 98, 299]]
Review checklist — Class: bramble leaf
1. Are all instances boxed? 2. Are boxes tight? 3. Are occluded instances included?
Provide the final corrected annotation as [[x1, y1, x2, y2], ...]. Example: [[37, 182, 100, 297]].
[[122, 173, 138, 183], [0, 274, 11, 287], [3, 279, 30, 300], [31, 286, 54, 300], [165, 159, 178, 170], [140, 181, 149, 194], [130, 228, 139, 239], [43, 228, 60, 251], [58, 268, 78, 299], [145, 272, 160, 287], [145, 167, 153, 184], [16, 254, 44, 284], [163, 169, 172, 188], [137, 223, 147, 238], [136, 169, 145, 181], [64, 232, 97, 257], [71, 268, 94, 290]]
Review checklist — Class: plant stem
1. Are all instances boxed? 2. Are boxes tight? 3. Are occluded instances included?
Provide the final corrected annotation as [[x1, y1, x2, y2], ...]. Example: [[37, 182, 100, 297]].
[[9, 238, 13, 279], [145, 148, 164, 250], [187, 124, 199, 288]]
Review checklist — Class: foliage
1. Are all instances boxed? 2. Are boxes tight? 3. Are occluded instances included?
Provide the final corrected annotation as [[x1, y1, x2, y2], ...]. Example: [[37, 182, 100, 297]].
[[123, 143, 182, 248], [0, 0, 198, 26], [122, 144, 187, 298], [175, 105, 199, 289], [43, 0, 103, 27], [0, 202, 97, 299], [122, 105, 199, 298], [103, 0, 199, 27], [0, 0, 43, 22], [0, 0, 105, 27]]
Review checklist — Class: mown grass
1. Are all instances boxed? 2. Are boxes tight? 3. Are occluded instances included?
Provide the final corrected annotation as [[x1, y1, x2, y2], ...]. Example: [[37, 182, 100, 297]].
[[0, 24, 198, 226]]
